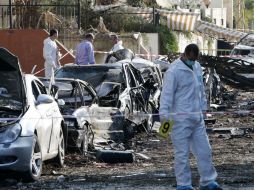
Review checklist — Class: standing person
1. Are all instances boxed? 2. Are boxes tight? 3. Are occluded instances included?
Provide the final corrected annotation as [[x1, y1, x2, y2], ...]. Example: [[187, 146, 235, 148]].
[[43, 29, 61, 78], [111, 34, 124, 52], [75, 33, 95, 65], [105, 34, 125, 63], [159, 44, 222, 190]]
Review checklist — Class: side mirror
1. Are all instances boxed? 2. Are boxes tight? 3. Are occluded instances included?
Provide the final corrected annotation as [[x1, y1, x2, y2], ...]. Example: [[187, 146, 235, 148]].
[[36, 94, 54, 105], [58, 99, 65, 106]]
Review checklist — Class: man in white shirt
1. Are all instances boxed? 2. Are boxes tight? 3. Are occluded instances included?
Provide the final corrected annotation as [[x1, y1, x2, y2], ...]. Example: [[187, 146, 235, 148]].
[[43, 29, 61, 78], [105, 34, 124, 63], [111, 34, 124, 52]]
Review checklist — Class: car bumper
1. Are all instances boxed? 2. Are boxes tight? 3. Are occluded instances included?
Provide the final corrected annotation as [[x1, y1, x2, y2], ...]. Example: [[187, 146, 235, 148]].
[[0, 136, 33, 172]]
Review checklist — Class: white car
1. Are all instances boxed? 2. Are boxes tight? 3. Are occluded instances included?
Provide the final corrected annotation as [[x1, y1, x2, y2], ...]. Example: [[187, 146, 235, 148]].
[[0, 48, 65, 181]]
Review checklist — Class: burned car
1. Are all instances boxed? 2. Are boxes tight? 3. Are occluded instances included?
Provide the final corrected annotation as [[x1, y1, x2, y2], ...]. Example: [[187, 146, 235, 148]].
[[105, 48, 135, 64], [55, 62, 152, 135], [40, 78, 96, 153], [0, 48, 65, 181], [41, 78, 128, 151], [129, 58, 163, 124]]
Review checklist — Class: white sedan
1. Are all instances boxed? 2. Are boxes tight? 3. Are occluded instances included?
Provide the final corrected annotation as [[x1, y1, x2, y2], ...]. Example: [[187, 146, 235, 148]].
[[0, 48, 66, 181]]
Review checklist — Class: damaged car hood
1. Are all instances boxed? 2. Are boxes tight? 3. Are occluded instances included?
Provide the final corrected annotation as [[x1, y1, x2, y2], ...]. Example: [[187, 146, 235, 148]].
[[0, 48, 26, 111]]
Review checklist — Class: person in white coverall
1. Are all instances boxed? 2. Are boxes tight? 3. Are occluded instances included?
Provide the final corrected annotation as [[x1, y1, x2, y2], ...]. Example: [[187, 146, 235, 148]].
[[43, 29, 61, 78], [111, 34, 124, 52], [159, 44, 223, 190]]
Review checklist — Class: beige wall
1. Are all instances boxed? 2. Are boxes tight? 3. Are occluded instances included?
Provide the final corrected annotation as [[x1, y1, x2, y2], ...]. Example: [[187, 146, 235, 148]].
[[141, 33, 159, 61], [224, 0, 233, 28], [0, 0, 8, 5], [91, 33, 159, 64], [210, 0, 233, 28], [205, 8, 227, 28], [0, 0, 9, 28], [176, 32, 217, 56]]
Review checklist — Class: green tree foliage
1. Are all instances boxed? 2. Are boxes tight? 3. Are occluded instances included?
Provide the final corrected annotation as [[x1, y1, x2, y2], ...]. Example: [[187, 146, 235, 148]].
[[156, 25, 178, 54], [245, 0, 254, 9], [245, 0, 254, 29]]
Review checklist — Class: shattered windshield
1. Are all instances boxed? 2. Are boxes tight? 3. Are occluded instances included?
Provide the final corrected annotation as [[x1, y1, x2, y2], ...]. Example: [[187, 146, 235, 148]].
[[56, 81, 82, 108], [55, 66, 125, 90], [0, 72, 23, 110]]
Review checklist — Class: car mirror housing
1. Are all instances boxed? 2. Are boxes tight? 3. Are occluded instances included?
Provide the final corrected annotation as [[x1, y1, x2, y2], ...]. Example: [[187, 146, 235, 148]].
[[58, 99, 65, 106], [36, 94, 54, 105]]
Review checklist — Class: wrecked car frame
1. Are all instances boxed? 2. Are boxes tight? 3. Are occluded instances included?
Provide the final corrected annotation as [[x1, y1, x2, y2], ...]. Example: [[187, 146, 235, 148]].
[[55, 62, 152, 135]]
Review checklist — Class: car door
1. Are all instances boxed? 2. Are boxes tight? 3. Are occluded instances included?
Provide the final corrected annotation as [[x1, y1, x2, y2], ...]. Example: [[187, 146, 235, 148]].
[[31, 80, 53, 156], [79, 82, 97, 106], [128, 64, 149, 124], [121, 63, 135, 115], [37, 79, 61, 153], [122, 63, 145, 124], [76, 81, 93, 127]]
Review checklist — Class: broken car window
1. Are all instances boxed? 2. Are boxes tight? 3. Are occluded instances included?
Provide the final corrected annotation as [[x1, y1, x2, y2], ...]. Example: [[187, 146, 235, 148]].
[[79, 83, 94, 106], [0, 72, 23, 110], [56, 81, 82, 109]]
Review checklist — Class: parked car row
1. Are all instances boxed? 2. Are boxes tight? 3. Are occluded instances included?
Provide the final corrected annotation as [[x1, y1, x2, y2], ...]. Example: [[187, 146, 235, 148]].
[[0, 48, 163, 181]]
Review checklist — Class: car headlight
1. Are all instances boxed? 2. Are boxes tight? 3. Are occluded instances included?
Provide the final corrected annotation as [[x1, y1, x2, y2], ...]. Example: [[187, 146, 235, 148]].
[[0, 124, 22, 144]]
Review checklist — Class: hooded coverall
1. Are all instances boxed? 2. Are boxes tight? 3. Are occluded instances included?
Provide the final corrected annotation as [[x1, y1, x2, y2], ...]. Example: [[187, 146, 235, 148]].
[[43, 37, 59, 78], [159, 58, 217, 188]]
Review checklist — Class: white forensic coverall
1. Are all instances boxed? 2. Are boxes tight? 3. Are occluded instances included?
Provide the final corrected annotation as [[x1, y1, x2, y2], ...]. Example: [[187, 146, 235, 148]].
[[43, 37, 59, 78], [111, 40, 124, 52], [159, 58, 217, 187], [107, 41, 125, 63]]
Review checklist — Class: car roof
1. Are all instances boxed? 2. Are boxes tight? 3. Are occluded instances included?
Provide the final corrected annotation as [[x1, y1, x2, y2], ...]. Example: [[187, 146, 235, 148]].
[[40, 77, 91, 86], [61, 62, 128, 69]]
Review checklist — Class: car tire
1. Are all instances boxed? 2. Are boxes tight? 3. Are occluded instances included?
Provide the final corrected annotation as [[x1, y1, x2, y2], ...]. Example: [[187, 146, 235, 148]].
[[55, 127, 65, 167], [23, 134, 42, 182]]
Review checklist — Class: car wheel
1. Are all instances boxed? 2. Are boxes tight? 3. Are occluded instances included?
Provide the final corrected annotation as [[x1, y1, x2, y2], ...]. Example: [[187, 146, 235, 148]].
[[55, 127, 65, 167], [24, 134, 42, 181]]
